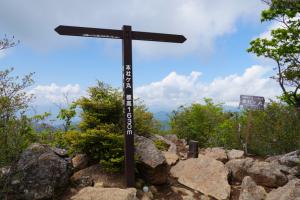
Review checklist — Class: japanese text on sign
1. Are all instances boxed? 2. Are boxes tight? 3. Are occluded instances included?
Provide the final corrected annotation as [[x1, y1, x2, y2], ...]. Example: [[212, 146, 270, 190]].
[[239, 95, 265, 110], [124, 65, 133, 135]]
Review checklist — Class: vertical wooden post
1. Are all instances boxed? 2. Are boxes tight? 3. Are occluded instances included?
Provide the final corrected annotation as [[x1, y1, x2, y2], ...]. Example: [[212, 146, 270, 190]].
[[122, 25, 135, 187]]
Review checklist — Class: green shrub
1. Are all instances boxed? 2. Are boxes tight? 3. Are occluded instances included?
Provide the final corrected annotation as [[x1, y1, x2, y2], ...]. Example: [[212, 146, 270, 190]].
[[240, 102, 300, 155], [170, 98, 237, 148], [63, 126, 124, 172], [154, 140, 169, 151]]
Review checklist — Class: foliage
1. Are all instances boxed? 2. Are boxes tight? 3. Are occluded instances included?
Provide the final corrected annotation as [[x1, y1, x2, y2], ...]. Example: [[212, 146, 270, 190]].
[[63, 127, 124, 172], [154, 140, 169, 151], [170, 98, 238, 148], [248, 0, 300, 108], [134, 100, 161, 136], [57, 103, 77, 132], [76, 81, 123, 132], [170, 98, 300, 156], [239, 102, 300, 155], [0, 68, 35, 166]]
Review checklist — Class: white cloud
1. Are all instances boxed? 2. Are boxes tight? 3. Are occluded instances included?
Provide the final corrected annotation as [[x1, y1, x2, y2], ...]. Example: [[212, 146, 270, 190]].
[[29, 83, 85, 105], [135, 65, 281, 110], [0, 0, 265, 57]]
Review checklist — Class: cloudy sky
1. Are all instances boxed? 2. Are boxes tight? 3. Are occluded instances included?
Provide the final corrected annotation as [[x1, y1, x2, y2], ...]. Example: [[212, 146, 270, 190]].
[[0, 0, 282, 112]]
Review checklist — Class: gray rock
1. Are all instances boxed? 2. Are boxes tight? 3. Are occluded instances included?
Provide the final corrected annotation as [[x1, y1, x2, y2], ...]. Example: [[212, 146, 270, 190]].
[[52, 147, 68, 157], [266, 150, 300, 167], [2, 143, 72, 200], [135, 135, 168, 185], [239, 176, 267, 200], [266, 179, 300, 200], [279, 150, 300, 167]]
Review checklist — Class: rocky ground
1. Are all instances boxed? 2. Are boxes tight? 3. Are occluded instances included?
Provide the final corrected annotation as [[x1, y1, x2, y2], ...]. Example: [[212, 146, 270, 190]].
[[0, 134, 299, 200]]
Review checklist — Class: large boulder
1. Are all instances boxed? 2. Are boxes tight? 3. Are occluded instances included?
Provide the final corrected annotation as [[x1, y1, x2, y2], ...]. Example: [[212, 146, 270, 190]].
[[227, 149, 245, 160], [71, 187, 138, 200], [201, 147, 228, 163], [70, 164, 125, 188], [154, 134, 177, 153], [247, 161, 288, 187], [162, 151, 179, 166], [135, 135, 168, 185], [266, 179, 300, 200], [266, 150, 300, 167], [2, 143, 72, 200], [170, 155, 231, 200], [226, 158, 255, 182], [226, 158, 288, 187], [239, 176, 267, 200], [72, 154, 88, 172]]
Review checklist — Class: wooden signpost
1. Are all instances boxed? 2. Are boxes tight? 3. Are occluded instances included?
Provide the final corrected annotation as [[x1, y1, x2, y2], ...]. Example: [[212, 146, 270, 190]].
[[239, 95, 265, 154], [55, 25, 186, 187]]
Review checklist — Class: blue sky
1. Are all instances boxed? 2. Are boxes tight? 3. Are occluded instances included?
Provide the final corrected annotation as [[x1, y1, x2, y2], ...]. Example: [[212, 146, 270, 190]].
[[0, 0, 282, 113]]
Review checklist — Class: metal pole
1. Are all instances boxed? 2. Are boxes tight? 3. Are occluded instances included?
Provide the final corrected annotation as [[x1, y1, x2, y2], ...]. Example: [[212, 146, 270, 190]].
[[122, 25, 135, 187]]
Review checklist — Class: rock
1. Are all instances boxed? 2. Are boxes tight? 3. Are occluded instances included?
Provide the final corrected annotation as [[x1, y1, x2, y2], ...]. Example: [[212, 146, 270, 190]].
[[239, 176, 267, 200], [266, 150, 300, 168], [149, 185, 158, 194], [163, 134, 178, 143], [140, 191, 154, 200], [135, 135, 168, 185], [288, 166, 300, 180], [226, 158, 288, 187], [70, 164, 125, 188], [201, 147, 228, 163], [247, 161, 288, 187], [227, 149, 245, 160], [52, 147, 68, 157], [155, 134, 177, 153], [3, 143, 72, 200], [0, 166, 10, 179], [170, 155, 231, 200], [171, 186, 195, 200], [71, 187, 138, 200], [279, 150, 300, 167], [266, 179, 300, 200], [72, 154, 88, 172], [163, 151, 179, 166], [226, 158, 255, 182], [171, 186, 194, 196]]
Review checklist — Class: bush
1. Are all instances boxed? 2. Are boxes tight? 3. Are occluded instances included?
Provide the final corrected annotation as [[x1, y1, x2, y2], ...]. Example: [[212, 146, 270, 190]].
[[170, 98, 238, 148], [63, 126, 124, 172], [239, 102, 300, 155]]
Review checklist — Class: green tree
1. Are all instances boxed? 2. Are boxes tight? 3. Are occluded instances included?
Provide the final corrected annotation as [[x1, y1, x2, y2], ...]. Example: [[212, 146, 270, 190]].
[[0, 68, 35, 165], [248, 0, 300, 109], [170, 98, 238, 148], [134, 100, 161, 136], [57, 103, 77, 132], [76, 81, 123, 132]]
